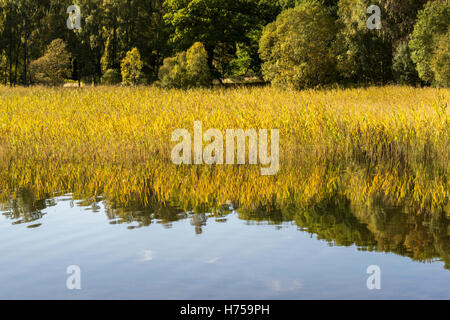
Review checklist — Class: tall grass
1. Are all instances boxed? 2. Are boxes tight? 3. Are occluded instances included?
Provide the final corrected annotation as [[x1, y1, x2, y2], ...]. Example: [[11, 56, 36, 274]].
[[0, 85, 448, 214]]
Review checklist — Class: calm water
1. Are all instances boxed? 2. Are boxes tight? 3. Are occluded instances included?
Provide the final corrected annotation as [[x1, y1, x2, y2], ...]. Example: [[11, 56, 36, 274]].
[[0, 191, 449, 299]]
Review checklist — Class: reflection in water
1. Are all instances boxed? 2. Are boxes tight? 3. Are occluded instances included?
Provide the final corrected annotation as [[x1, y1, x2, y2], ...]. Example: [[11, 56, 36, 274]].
[[2, 189, 49, 226], [0, 130, 448, 269], [1, 183, 449, 270]]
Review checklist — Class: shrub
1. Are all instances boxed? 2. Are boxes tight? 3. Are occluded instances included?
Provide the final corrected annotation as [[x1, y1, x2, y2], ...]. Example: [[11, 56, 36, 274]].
[[258, 0, 336, 89], [101, 69, 121, 85], [30, 39, 71, 85], [158, 42, 212, 89], [186, 42, 212, 87], [158, 52, 189, 89], [121, 48, 143, 86]]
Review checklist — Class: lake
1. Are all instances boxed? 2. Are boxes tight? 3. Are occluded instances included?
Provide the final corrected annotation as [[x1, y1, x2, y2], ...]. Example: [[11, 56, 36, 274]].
[[0, 189, 449, 299]]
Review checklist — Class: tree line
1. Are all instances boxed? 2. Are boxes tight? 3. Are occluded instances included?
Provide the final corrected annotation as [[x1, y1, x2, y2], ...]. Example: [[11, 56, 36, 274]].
[[0, 0, 448, 88]]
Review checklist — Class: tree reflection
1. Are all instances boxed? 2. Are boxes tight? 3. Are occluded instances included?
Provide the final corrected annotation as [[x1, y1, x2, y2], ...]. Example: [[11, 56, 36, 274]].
[[0, 158, 448, 269], [2, 186, 448, 269], [1, 189, 51, 226]]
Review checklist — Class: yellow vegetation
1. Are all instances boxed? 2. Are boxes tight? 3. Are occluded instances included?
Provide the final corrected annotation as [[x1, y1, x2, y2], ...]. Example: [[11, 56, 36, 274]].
[[0, 85, 448, 214]]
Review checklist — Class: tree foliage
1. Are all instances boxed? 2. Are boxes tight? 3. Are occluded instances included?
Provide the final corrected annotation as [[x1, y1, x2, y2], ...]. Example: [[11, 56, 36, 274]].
[[158, 52, 188, 89], [431, 28, 450, 87], [259, 0, 336, 89], [186, 42, 212, 87], [379, 0, 428, 48], [409, 0, 450, 85], [30, 38, 71, 85], [335, 0, 393, 83], [121, 47, 143, 85], [163, 0, 262, 79], [158, 42, 212, 88], [392, 41, 419, 85], [101, 68, 122, 85], [0, 0, 449, 88]]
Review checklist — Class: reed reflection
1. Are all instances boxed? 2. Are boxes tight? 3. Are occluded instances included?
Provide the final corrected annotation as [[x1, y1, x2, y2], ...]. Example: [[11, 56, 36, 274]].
[[1, 161, 448, 270]]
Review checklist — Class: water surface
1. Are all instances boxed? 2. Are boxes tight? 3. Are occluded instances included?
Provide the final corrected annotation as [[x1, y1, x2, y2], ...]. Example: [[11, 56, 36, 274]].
[[0, 191, 448, 299]]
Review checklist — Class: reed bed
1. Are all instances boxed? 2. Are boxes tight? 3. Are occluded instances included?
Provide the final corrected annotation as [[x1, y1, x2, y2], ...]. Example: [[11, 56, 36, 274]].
[[0, 85, 448, 214]]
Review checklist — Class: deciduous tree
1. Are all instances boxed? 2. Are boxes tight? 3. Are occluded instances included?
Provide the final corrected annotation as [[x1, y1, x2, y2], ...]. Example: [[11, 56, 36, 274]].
[[30, 38, 71, 85], [409, 0, 450, 85], [259, 0, 337, 89], [121, 47, 143, 85]]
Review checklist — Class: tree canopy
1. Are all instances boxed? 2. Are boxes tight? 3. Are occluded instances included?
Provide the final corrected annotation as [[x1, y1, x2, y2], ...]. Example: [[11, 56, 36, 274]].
[[30, 38, 71, 85], [259, 1, 337, 89], [409, 0, 450, 85], [0, 0, 448, 88], [121, 47, 143, 85]]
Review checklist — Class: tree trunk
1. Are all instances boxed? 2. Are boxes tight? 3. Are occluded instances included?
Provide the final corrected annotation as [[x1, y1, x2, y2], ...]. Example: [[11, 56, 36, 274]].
[[78, 57, 81, 87], [9, 30, 13, 86], [205, 46, 223, 85], [14, 42, 20, 86], [23, 19, 28, 87], [112, 9, 118, 69]]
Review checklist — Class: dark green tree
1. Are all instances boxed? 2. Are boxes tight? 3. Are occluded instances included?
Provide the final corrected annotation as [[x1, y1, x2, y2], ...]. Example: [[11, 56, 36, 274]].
[[335, 0, 392, 84], [392, 41, 419, 85], [163, 0, 262, 80]]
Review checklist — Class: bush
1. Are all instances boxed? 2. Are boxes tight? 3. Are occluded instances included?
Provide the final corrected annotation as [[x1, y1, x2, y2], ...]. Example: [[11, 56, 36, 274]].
[[158, 42, 212, 89], [258, 0, 336, 89], [409, 0, 450, 85], [121, 48, 143, 86], [431, 28, 450, 87], [186, 42, 212, 87], [392, 42, 419, 85], [101, 69, 121, 85], [30, 39, 71, 85], [158, 52, 189, 89], [228, 43, 255, 79]]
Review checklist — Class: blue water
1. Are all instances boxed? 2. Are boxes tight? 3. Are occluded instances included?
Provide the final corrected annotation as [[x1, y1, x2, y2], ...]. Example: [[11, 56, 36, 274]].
[[0, 195, 449, 299]]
